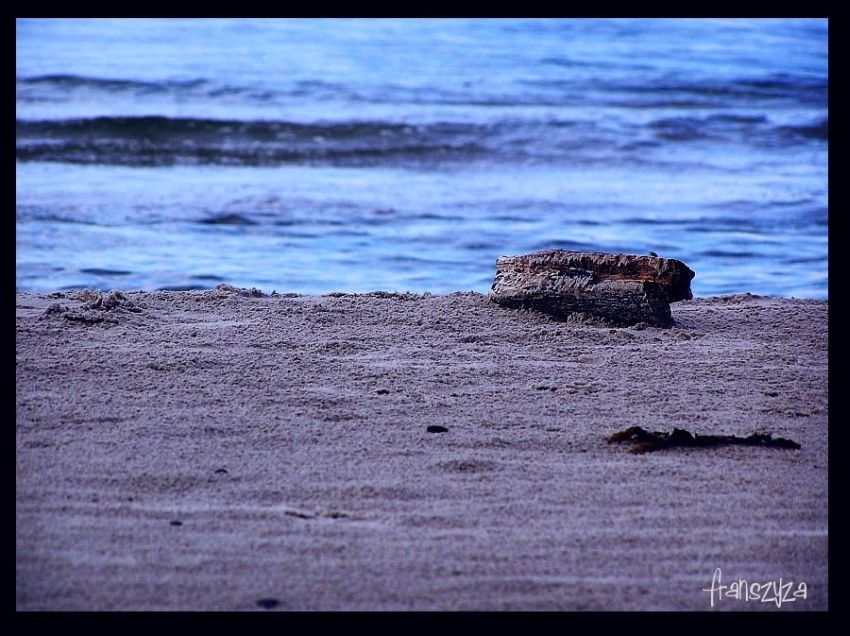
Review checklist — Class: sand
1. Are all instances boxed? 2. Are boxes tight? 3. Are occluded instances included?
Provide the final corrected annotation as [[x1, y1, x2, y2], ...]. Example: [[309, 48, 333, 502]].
[[15, 287, 828, 611]]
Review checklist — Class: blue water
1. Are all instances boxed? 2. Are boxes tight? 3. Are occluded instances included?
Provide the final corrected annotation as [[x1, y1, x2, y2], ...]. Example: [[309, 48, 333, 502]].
[[16, 18, 828, 297]]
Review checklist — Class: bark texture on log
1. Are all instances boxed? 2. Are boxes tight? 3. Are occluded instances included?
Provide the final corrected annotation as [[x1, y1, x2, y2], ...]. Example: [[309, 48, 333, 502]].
[[488, 250, 695, 327]]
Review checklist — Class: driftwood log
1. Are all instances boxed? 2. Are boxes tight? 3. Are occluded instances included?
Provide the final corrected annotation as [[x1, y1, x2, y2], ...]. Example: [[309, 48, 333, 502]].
[[488, 250, 695, 327]]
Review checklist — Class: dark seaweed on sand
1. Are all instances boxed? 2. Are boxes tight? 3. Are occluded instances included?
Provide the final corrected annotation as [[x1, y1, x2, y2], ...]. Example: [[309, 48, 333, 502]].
[[608, 426, 800, 454]]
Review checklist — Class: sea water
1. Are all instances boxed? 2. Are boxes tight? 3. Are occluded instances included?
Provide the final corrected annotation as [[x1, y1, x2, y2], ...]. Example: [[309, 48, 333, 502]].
[[16, 18, 828, 297]]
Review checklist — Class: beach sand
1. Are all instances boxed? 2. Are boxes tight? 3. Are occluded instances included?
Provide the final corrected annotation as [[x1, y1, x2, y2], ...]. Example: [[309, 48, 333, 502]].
[[16, 288, 828, 610]]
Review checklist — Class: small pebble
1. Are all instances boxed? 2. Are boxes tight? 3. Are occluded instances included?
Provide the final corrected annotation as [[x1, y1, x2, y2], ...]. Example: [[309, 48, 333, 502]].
[[376, 388, 390, 395], [256, 598, 281, 609], [214, 468, 229, 474], [170, 520, 183, 526], [427, 425, 448, 433]]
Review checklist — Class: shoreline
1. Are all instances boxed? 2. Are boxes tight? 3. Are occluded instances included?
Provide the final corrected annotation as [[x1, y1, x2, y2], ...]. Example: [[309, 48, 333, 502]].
[[16, 289, 828, 610]]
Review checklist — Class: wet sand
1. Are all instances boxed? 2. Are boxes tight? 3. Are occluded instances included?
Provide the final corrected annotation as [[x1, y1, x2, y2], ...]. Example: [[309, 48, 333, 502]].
[[16, 288, 828, 610]]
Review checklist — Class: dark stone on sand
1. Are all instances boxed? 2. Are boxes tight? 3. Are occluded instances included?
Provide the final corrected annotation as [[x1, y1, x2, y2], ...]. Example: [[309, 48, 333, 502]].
[[376, 388, 391, 395], [427, 425, 449, 433], [170, 520, 183, 526], [607, 426, 801, 454], [489, 250, 695, 328], [214, 468, 228, 474], [256, 598, 281, 609]]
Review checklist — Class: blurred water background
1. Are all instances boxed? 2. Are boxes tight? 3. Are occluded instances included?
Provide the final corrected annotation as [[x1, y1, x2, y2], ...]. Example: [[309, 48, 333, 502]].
[[16, 18, 828, 297]]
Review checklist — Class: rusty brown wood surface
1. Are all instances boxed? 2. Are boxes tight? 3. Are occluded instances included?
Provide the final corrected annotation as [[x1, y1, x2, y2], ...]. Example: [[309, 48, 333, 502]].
[[488, 250, 695, 327]]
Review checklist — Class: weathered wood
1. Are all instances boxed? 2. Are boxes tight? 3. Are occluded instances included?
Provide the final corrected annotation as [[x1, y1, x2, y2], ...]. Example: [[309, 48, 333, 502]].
[[488, 250, 695, 327]]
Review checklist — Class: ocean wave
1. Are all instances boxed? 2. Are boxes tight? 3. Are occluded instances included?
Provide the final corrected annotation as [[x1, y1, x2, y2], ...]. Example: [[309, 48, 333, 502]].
[[17, 74, 299, 108], [16, 116, 490, 166], [609, 73, 827, 106], [520, 72, 826, 109], [18, 74, 209, 91], [17, 73, 579, 109], [16, 110, 826, 168], [19, 70, 828, 113], [647, 114, 828, 145], [777, 120, 828, 141]]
